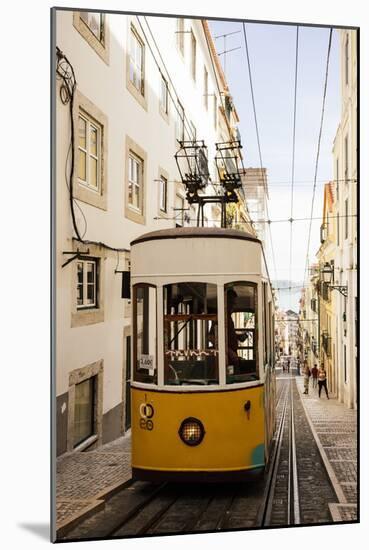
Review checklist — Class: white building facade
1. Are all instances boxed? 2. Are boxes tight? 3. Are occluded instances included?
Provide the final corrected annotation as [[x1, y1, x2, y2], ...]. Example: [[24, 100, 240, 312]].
[[54, 10, 246, 455]]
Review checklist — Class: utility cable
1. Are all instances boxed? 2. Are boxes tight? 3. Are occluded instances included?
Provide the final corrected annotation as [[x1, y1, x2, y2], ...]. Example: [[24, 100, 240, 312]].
[[303, 28, 333, 286], [289, 27, 299, 308]]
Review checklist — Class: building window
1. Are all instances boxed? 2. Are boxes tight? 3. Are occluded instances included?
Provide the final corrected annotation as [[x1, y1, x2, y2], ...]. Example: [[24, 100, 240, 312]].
[[176, 101, 185, 142], [77, 259, 98, 309], [345, 34, 349, 86], [213, 95, 217, 129], [336, 157, 339, 200], [160, 74, 169, 115], [80, 12, 105, 44], [344, 344, 347, 383], [73, 92, 108, 210], [128, 152, 143, 212], [337, 213, 340, 245], [345, 198, 349, 239], [159, 175, 167, 212], [74, 376, 96, 447], [129, 26, 144, 95], [344, 135, 349, 183], [78, 111, 101, 193], [73, 12, 109, 64], [177, 18, 184, 55], [191, 30, 196, 81], [204, 66, 208, 109]]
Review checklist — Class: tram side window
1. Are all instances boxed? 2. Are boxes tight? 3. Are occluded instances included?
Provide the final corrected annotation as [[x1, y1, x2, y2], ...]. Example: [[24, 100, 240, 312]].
[[133, 284, 157, 384], [225, 282, 258, 383], [163, 282, 219, 385]]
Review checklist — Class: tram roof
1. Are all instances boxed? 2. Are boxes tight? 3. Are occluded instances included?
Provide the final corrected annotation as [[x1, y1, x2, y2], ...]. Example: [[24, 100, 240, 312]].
[[131, 227, 261, 246]]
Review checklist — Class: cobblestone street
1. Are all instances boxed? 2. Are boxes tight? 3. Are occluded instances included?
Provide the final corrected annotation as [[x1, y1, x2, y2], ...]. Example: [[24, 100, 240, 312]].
[[56, 433, 132, 536], [294, 374, 357, 521]]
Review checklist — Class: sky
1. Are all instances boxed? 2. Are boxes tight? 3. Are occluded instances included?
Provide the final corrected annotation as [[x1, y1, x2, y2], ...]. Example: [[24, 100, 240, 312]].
[[209, 20, 341, 310]]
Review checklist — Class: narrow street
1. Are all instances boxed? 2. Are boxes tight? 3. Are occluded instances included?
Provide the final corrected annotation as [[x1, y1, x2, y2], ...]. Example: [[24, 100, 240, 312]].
[[57, 369, 357, 541]]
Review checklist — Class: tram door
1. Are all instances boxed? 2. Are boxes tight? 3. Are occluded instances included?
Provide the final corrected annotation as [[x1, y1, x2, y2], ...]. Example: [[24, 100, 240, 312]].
[[125, 335, 131, 431]]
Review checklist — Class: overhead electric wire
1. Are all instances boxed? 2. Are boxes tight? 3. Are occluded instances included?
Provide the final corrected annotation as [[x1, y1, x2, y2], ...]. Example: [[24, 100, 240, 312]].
[[201, 20, 257, 224], [303, 28, 333, 287], [154, 213, 356, 224], [242, 22, 279, 283], [289, 27, 299, 308]]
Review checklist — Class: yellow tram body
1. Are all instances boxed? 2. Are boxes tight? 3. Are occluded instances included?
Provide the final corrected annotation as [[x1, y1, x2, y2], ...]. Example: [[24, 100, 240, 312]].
[[132, 385, 266, 476], [130, 228, 276, 481]]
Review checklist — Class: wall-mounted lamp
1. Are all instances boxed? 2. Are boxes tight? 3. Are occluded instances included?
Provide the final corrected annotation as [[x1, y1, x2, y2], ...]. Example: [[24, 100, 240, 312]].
[[320, 262, 348, 298]]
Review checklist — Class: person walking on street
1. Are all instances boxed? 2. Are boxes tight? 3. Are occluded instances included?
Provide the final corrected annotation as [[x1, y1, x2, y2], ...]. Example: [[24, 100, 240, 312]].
[[303, 364, 311, 394], [311, 364, 318, 388], [318, 364, 329, 398]]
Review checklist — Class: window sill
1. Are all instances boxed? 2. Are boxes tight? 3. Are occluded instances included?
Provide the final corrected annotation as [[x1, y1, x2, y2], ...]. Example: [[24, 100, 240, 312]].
[[71, 307, 104, 327], [126, 78, 148, 111]]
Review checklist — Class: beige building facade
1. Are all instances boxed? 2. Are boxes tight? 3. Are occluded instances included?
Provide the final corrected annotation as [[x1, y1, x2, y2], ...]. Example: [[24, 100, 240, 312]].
[[54, 10, 250, 455], [331, 29, 357, 408]]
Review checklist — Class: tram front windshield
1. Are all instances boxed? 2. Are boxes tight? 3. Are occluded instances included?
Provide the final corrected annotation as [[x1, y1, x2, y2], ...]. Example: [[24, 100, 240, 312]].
[[164, 282, 219, 385]]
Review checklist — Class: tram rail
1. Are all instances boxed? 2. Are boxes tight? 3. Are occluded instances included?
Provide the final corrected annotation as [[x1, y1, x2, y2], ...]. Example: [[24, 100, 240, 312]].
[[256, 377, 301, 527]]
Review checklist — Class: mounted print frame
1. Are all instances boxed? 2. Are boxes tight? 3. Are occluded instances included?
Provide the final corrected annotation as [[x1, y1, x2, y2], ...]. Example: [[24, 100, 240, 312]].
[[51, 4, 359, 543]]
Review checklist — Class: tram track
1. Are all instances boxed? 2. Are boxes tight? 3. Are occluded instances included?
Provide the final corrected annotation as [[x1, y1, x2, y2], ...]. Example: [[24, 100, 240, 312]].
[[62, 376, 338, 541], [256, 377, 301, 527]]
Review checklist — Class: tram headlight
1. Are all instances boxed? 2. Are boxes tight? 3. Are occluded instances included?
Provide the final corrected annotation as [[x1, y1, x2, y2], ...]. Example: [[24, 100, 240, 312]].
[[178, 417, 205, 446]]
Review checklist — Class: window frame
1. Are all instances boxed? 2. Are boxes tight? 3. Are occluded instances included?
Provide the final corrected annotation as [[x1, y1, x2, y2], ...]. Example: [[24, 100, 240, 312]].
[[79, 12, 106, 44], [125, 136, 147, 224], [345, 34, 349, 86], [129, 25, 145, 95], [77, 110, 102, 194], [159, 73, 169, 118], [204, 66, 208, 110], [159, 175, 168, 213], [73, 11, 110, 64], [76, 258, 98, 310], [176, 100, 185, 143], [126, 23, 147, 110], [71, 243, 105, 328], [128, 151, 143, 212], [190, 29, 197, 81], [72, 91, 108, 211], [133, 283, 158, 385]]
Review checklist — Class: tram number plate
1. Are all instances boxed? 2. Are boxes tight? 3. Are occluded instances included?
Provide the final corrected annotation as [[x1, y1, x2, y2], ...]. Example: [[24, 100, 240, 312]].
[[139, 418, 154, 431]]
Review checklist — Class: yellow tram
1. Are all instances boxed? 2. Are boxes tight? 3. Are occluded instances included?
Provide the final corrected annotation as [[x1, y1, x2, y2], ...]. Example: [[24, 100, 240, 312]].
[[130, 227, 276, 481]]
